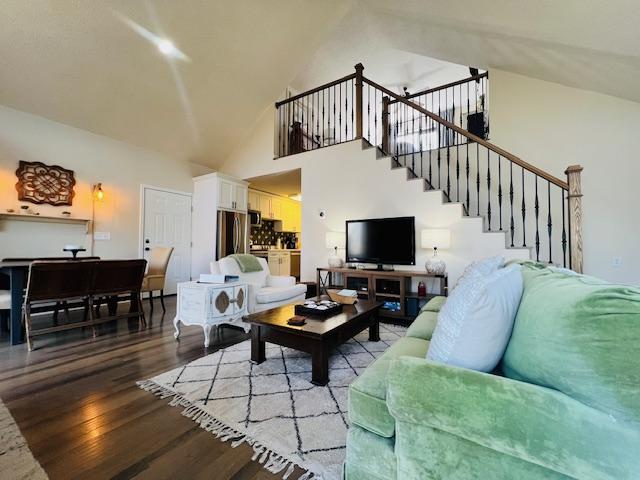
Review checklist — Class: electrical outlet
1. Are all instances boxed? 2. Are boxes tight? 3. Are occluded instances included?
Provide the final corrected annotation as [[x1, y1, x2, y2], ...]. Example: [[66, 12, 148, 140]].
[[94, 231, 111, 241], [612, 257, 622, 267]]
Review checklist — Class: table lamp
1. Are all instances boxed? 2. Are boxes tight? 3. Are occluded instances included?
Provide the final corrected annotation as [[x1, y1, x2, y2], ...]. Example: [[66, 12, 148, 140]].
[[325, 231, 345, 268], [421, 229, 451, 274]]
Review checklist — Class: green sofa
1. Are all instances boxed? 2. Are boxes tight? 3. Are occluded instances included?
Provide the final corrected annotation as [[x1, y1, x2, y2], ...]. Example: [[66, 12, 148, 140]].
[[345, 264, 640, 479]]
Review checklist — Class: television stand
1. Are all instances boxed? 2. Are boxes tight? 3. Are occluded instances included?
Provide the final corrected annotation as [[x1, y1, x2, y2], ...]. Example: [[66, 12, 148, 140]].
[[362, 264, 393, 271], [316, 267, 448, 322]]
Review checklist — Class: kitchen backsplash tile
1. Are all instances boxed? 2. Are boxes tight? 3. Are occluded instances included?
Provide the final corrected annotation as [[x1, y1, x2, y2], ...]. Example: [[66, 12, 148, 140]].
[[250, 220, 298, 247]]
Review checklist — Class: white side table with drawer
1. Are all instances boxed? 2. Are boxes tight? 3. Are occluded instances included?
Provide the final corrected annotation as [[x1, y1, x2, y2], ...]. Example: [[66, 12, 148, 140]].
[[173, 281, 249, 347]]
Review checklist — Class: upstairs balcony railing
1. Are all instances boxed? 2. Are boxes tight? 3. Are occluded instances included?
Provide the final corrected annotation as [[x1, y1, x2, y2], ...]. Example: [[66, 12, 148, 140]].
[[274, 64, 583, 273]]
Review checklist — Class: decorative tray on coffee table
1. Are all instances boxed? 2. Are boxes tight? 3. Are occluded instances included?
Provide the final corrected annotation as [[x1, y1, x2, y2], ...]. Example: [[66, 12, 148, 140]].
[[294, 299, 343, 317]]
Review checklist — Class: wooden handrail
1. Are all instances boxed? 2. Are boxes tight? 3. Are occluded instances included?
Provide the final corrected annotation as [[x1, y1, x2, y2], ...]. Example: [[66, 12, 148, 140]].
[[364, 76, 568, 190], [275, 73, 357, 108], [389, 72, 488, 104]]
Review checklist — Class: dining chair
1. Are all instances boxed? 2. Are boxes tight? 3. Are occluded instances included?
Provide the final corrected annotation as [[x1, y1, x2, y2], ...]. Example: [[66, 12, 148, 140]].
[[0, 294, 9, 333], [141, 247, 174, 312], [23, 260, 96, 351], [90, 259, 147, 326]]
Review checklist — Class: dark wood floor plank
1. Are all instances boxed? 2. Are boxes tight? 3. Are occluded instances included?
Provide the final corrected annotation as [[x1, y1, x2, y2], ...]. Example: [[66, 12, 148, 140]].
[[0, 297, 293, 479]]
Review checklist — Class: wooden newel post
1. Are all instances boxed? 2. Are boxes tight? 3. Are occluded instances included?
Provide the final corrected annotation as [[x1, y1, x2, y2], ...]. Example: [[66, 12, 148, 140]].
[[354, 63, 364, 140], [565, 165, 584, 273], [381, 96, 390, 153]]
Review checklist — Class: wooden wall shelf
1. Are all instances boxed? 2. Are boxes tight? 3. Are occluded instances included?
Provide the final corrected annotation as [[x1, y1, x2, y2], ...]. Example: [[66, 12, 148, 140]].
[[0, 213, 92, 233]]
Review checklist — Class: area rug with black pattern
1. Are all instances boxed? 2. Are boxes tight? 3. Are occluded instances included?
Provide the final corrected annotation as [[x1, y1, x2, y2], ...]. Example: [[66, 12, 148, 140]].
[[138, 323, 406, 480]]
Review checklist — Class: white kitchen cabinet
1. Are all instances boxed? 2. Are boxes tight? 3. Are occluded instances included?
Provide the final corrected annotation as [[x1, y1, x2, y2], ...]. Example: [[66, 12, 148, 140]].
[[271, 196, 283, 220], [274, 198, 301, 233], [218, 177, 247, 213], [218, 178, 235, 210], [248, 189, 260, 211], [234, 183, 248, 212], [268, 251, 293, 276]]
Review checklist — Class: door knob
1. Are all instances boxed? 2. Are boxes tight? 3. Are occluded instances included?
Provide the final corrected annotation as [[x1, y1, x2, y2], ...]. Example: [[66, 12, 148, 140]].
[[145, 239, 150, 244], [145, 247, 150, 251]]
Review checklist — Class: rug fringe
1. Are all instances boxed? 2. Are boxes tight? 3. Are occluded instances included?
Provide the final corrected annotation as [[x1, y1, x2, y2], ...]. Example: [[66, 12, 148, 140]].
[[136, 379, 320, 480]]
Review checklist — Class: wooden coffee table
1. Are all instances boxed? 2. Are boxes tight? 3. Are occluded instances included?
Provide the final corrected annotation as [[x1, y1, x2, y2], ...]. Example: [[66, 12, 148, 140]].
[[244, 298, 383, 386]]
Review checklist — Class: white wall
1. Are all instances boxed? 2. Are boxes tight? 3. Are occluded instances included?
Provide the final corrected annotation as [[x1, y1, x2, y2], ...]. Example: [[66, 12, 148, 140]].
[[0, 105, 199, 260], [489, 70, 640, 284]]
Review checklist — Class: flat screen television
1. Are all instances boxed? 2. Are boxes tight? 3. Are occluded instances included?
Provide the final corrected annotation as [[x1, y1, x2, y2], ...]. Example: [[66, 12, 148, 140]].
[[345, 216, 415, 269]]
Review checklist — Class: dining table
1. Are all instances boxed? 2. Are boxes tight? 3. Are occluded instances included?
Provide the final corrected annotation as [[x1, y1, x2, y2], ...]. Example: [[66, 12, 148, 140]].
[[0, 257, 100, 345]]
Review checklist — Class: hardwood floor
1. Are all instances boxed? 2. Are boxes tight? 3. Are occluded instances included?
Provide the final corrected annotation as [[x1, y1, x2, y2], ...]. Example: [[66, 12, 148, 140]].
[[0, 297, 305, 479]]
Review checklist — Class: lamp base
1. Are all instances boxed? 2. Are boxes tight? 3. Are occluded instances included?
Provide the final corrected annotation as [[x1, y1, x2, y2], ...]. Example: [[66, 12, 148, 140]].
[[425, 258, 446, 275], [328, 255, 344, 268]]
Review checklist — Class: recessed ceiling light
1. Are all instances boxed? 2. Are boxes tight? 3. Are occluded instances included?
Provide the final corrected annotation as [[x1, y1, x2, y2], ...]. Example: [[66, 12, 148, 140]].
[[157, 38, 177, 56]]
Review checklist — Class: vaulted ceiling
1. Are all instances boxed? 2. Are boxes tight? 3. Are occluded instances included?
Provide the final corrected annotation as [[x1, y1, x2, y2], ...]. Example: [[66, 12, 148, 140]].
[[0, 0, 351, 165], [1, 0, 638, 168]]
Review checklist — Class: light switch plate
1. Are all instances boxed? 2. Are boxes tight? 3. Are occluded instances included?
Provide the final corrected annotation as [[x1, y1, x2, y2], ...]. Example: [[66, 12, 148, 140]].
[[94, 231, 111, 241]]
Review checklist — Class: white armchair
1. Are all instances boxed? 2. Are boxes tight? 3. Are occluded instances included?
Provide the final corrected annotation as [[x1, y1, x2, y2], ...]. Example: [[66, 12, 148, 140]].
[[211, 256, 306, 314]]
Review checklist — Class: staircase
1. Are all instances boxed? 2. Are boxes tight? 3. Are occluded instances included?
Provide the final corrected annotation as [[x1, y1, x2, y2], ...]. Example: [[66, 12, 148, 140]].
[[274, 64, 584, 272]]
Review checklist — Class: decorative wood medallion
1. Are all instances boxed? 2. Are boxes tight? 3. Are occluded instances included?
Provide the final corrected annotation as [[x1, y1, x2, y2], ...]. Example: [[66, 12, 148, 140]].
[[15, 160, 76, 206], [215, 290, 230, 314], [236, 287, 245, 309]]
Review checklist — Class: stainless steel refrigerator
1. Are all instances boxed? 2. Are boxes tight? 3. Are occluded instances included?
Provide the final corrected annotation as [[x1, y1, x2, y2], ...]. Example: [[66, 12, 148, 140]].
[[216, 210, 248, 259]]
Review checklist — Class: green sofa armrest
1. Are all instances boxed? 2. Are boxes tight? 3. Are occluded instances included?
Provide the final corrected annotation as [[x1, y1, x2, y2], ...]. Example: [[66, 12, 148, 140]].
[[386, 357, 640, 480], [420, 295, 446, 313]]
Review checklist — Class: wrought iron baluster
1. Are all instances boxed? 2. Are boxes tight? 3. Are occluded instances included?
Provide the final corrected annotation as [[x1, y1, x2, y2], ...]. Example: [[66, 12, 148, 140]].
[[446, 135, 451, 198], [320, 88, 328, 146], [535, 176, 540, 261], [561, 189, 567, 267], [301, 97, 305, 153], [367, 83, 371, 142], [445, 88, 450, 197], [437, 91, 442, 188], [476, 143, 480, 216], [303, 95, 313, 150], [419, 114, 424, 178], [338, 82, 342, 143], [521, 168, 527, 247], [315, 92, 320, 149], [394, 103, 399, 159], [277, 105, 281, 157], [344, 81, 348, 141], [509, 163, 515, 247], [332, 85, 336, 145], [374, 89, 378, 147], [487, 149, 492, 230], [465, 138, 470, 212], [412, 106, 416, 175], [428, 114, 433, 187], [288, 98, 292, 155], [498, 155, 503, 231], [547, 181, 553, 263], [351, 80, 355, 141]]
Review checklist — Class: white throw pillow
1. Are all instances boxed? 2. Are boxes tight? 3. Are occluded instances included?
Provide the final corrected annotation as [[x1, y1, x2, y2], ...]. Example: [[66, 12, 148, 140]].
[[427, 264, 523, 372], [452, 255, 505, 291]]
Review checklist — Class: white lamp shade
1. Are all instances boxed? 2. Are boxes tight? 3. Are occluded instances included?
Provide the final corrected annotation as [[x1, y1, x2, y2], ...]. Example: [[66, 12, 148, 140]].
[[421, 229, 451, 249], [325, 231, 346, 249]]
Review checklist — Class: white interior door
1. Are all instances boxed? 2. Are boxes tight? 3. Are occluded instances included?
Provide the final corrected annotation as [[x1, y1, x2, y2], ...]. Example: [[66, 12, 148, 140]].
[[142, 187, 192, 295]]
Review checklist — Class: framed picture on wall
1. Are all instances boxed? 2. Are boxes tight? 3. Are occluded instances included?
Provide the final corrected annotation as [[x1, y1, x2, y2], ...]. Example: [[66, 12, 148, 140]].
[[15, 160, 76, 206]]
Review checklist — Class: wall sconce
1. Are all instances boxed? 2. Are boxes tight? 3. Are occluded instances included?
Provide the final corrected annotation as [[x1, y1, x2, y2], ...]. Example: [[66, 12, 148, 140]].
[[93, 183, 105, 202]]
